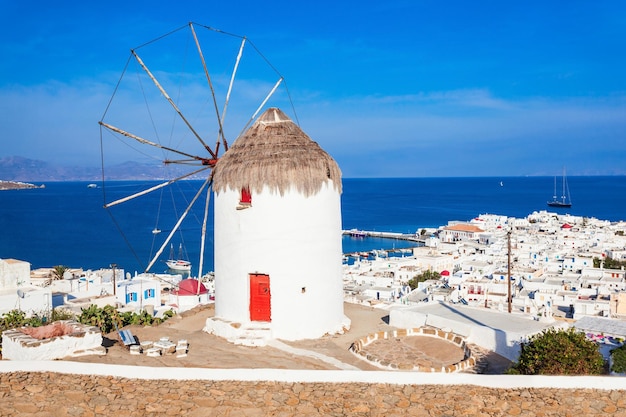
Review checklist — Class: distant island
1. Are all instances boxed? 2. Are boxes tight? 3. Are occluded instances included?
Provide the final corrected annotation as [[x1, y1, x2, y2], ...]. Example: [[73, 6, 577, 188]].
[[0, 180, 45, 190], [0, 156, 196, 182]]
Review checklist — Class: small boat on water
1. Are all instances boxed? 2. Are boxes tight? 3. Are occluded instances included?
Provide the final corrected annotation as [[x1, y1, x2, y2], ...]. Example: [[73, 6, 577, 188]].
[[87, 183, 97, 188], [167, 259, 192, 271], [348, 229, 367, 238], [166, 243, 192, 272], [547, 168, 572, 208]]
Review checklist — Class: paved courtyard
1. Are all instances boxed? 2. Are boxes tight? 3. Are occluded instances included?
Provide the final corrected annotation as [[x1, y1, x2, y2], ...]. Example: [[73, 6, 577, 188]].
[[67, 302, 512, 373]]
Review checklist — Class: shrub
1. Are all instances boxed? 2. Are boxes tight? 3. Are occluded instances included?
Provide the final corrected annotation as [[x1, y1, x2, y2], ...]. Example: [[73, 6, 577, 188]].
[[77, 305, 173, 333], [611, 344, 626, 374], [408, 270, 441, 290], [508, 328, 605, 375]]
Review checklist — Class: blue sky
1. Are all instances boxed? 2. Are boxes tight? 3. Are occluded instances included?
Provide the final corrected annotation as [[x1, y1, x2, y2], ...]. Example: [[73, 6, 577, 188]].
[[1, 0, 625, 177]]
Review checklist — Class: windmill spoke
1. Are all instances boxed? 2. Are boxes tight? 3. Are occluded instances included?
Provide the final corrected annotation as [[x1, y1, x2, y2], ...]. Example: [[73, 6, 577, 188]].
[[131, 50, 217, 159], [197, 179, 212, 281], [220, 37, 246, 152], [99, 121, 204, 161], [144, 176, 211, 272], [237, 77, 284, 138], [104, 166, 211, 208], [190, 23, 228, 158]]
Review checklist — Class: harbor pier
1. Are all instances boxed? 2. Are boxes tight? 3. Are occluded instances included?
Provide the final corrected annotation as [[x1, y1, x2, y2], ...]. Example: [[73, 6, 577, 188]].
[[343, 229, 426, 244]]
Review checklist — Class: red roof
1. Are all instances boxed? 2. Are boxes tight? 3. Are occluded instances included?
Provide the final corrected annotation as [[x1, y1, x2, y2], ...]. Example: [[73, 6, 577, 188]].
[[440, 270, 450, 276], [561, 223, 572, 229], [174, 279, 208, 296]]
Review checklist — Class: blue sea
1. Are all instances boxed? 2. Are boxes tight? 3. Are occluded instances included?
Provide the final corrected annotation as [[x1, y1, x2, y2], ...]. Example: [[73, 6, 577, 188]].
[[1, 177, 625, 274]]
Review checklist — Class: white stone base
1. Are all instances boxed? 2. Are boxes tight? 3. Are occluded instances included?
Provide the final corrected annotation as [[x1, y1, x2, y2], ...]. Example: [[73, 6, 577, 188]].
[[203, 317, 272, 347], [204, 315, 352, 347]]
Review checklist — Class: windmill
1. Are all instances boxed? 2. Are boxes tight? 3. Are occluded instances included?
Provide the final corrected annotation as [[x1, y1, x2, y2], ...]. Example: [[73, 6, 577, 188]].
[[98, 22, 294, 277]]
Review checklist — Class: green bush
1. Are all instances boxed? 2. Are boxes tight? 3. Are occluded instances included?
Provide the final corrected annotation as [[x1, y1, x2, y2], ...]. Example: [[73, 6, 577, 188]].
[[408, 270, 441, 290], [508, 328, 606, 375], [78, 305, 175, 333], [611, 344, 626, 374], [51, 308, 76, 322]]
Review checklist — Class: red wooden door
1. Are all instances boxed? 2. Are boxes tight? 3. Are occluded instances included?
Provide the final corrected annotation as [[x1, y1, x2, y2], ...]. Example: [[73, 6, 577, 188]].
[[249, 274, 271, 322]]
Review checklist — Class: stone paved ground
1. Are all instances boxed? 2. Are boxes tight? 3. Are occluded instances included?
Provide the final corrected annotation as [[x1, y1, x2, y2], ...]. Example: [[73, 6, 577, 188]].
[[67, 302, 511, 373], [364, 335, 466, 370]]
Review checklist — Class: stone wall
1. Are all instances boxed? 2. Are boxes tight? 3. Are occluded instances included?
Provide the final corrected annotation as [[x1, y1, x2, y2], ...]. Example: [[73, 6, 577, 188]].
[[2, 361, 626, 416], [1, 370, 625, 416]]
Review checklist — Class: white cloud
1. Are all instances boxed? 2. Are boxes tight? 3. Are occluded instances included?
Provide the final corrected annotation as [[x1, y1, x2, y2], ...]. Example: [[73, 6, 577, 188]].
[[296, 90, 626, 176], [2, 80, 625, 177]]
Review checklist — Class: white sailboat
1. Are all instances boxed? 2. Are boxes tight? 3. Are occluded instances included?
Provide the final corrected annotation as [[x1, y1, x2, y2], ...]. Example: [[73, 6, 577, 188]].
[[166, 243, 192, 272], [547, 168, 572, 208]]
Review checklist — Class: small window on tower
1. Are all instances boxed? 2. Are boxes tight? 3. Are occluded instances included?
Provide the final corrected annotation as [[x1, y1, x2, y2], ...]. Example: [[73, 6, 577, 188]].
[[237, 187, 252, 210]]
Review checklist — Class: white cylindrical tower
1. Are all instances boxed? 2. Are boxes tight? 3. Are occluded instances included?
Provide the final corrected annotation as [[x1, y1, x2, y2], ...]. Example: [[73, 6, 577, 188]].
[[208, 107, 349, 341]]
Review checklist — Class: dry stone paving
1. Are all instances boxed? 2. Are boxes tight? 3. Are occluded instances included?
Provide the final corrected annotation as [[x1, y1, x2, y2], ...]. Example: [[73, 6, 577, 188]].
[[364, 335, 466, 370], [350, 327, 475, 372]]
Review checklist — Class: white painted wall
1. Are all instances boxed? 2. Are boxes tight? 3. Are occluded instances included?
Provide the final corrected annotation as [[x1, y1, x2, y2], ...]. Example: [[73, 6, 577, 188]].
[[168, 293, 211, 313], [2, 322, 102, 360], [214, 181, 347, 340], [0, 286, 52, 316], [0, 259, 30, 289], [4, 360, 626, 389], [116, 278, 160, 309]]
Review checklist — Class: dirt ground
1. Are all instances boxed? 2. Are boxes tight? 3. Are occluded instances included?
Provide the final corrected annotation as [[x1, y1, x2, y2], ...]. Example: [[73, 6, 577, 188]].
[[68, 302, 512, 373]]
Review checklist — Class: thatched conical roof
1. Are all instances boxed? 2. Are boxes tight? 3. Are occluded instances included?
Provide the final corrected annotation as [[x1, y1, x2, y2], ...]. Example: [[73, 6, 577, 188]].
[[213, 108, 341, 196]]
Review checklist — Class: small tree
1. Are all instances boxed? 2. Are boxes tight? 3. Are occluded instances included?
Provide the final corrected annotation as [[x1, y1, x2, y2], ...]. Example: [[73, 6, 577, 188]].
[[408, 270, 441, 290], [508, 328, 605, 375]]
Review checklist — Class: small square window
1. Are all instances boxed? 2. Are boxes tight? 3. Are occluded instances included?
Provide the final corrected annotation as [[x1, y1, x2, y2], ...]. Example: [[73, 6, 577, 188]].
[[237, 187, 252, 210], [241, 187, 252, 204]]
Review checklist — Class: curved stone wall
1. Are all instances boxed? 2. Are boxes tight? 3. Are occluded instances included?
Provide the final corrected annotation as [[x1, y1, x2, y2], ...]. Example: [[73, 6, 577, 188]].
[[349, 327, 476, 372]]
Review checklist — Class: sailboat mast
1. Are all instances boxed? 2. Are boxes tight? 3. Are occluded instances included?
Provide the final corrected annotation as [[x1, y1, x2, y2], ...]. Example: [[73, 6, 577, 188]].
[[561, 168, 566, 203], [547, 167, 572, 208]]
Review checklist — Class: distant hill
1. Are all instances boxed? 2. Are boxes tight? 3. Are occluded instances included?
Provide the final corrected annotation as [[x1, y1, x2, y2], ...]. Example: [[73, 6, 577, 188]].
[[0, 156, 181, 182]]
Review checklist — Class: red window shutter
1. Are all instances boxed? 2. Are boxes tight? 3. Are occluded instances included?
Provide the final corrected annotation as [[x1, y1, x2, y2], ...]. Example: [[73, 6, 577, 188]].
[[240, 187, 252, 204]]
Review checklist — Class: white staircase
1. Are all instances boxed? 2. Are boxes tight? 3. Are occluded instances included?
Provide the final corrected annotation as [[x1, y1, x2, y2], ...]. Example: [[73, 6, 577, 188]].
[[231, 322, 272, 347], [204, 317, 273, 347]]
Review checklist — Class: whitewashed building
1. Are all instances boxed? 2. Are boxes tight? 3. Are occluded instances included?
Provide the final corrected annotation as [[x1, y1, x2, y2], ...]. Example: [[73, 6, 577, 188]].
[[168, 278, 211, 312], [206, 108, 349, 343], [439, 224, 485, 243], [115, 275, 160, 311], [0, 258, 51, 316]]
